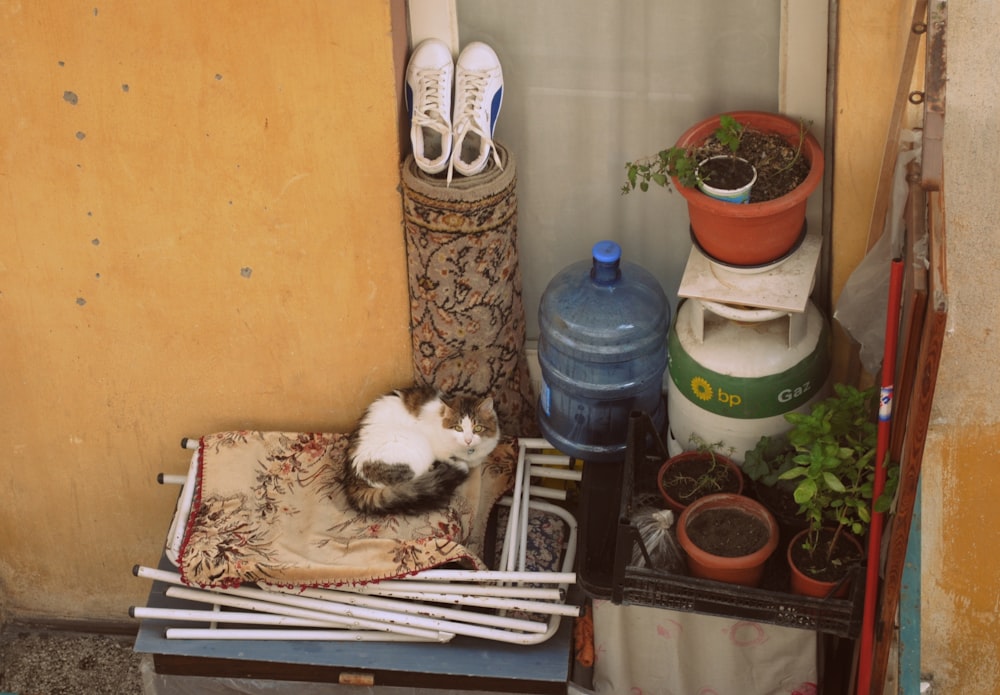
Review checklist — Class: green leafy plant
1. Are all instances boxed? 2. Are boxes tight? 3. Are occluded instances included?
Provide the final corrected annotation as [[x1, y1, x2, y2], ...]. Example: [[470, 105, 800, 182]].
[[742, 434, 797, 488], [622, 114, 744, 194], [777, 384, 898, 567]]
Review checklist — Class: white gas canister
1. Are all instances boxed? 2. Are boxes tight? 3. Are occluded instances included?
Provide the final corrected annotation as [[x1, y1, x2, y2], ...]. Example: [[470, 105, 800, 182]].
[[666, 298, 831, 462]]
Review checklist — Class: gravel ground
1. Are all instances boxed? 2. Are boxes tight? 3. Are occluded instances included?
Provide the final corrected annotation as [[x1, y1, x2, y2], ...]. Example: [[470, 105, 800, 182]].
[[0, 627, 143, 695]]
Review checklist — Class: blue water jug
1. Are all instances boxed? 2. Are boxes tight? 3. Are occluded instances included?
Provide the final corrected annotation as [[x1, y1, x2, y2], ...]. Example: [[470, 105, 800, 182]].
[[537, 240, 669, 463]]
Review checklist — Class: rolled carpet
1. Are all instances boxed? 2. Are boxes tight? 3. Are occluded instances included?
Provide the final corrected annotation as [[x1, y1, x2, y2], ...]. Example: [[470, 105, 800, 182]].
[[401, 142, 537, 437]]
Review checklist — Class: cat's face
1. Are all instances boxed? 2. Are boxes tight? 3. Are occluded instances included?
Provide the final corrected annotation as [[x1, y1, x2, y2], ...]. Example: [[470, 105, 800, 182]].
[[441, 396, 498, 454]]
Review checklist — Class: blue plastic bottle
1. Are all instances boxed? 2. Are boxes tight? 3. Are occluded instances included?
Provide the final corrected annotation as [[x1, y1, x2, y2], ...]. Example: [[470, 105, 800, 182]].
[[537, 240, 669, 463]]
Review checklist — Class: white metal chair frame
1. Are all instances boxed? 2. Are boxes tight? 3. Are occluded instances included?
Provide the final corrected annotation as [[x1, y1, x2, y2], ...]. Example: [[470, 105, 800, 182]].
[[133, 437, 582, 645]]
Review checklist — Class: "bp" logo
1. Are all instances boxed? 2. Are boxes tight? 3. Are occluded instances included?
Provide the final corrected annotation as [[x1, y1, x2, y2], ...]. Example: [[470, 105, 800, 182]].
[[690, 376, 743, 408]]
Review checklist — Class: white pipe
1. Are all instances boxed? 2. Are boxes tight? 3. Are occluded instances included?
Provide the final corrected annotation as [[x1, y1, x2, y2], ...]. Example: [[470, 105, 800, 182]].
[[351, 579, 562, 600], [518, 460, 532, 571], [165, 586, 450, 641], [131, 606, 337, 628], [518, 438, 554, 449], [166, 585, 454, 640], [403, 569, 576, 584], [524, 453, 572, 467], [528, 485, 567, 501], [164, 586, 435, 637], [528, 465, 581, 481], [134, 568, 445, 640], [158, 474, 187, 485], [501, 445, 528, 572], [268, 585, 549, 632], [165, 628, 439, 642], [330, 586, 581, 617], [168, 585, 552, 644], [164, 449, 200, 565], [138, 566, 577, 643]]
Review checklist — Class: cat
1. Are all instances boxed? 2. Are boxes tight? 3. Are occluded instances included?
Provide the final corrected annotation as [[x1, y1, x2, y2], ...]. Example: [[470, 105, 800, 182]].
[[341, 384, 500, 516]]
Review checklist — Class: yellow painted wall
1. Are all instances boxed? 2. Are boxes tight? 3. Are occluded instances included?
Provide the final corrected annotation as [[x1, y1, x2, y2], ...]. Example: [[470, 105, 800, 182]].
[[0, 2, 411, 620]]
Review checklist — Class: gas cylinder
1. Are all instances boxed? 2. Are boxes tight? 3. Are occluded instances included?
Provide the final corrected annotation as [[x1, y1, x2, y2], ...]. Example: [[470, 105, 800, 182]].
[[666, 298, 831, 462]]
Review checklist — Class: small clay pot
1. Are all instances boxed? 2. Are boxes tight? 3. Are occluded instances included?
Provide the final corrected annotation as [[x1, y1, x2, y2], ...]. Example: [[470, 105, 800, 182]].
[[697, 156, 757, 203], [786, 527, 864, 598], [676, 493, 779, 587], [657, 450, 744, 514]]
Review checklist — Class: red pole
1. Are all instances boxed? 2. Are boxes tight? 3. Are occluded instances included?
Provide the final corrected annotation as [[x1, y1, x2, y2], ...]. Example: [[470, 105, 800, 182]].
[[856, 257, 905, 695]]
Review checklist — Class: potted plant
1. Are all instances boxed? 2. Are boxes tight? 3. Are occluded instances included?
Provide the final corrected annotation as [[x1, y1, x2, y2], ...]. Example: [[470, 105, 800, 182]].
[[676, 492, 779, 587], [742, 434, 806, 535], [623, 114, 756, 203], [776, 383, 898, 598], [622, 111, 824, 267], [657, 439, 743, 514]]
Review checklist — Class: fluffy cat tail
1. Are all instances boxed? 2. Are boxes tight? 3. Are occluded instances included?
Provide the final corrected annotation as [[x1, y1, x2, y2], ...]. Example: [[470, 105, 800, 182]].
[[344, 462, 470, 516]]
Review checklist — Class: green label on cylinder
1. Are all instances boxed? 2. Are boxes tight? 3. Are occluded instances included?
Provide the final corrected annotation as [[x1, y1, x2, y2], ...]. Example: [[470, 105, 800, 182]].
[[667, 323, 830, 419]]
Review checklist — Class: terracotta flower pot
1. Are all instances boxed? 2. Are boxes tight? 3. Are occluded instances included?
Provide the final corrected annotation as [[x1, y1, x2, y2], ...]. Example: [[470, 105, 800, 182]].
[[672, 111, 824, 267], [676, 493, 779, 587], [786, 527, 864, 598], [657, 450, 744, 514]]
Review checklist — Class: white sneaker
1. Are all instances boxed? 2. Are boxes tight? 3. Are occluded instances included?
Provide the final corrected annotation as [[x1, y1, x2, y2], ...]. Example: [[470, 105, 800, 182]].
[[405, 39, 454, 175], [449, 42, 504, 183]]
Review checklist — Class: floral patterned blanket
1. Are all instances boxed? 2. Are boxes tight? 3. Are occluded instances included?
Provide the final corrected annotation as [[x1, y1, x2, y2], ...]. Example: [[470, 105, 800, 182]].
[[177, 431, 517, 588]]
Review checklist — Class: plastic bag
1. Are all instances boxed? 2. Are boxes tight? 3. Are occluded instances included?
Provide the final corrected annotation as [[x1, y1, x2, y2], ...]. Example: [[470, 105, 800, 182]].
[[834, 130, 922, 375], [630, 506, 685, 573]]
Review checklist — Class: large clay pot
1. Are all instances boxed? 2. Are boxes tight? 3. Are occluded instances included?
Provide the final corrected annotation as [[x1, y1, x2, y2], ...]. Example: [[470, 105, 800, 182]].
[[672, 111, 824, 267], [676, 492, 779, 587], [786, 527, 864, 598]]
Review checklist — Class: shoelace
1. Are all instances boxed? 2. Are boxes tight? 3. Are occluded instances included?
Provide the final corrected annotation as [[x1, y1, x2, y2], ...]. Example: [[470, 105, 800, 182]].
[[411, 67, 451, 133], [448, 68, 504, 185]]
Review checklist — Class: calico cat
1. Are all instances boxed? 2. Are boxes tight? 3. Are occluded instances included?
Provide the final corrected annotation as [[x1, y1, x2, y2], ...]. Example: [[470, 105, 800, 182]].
[[341, 384, 500, 515]]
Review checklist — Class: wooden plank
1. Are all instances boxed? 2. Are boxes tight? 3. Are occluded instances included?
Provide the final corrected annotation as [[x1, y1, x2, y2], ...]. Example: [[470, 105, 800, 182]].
[[866, 0, 929, 252], [921, 0, 947, 191], [869, 189, 948, 695], [890, 163, 929, 464]]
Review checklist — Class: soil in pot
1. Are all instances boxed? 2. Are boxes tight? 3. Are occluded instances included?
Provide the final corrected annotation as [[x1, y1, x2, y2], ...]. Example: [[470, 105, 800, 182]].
[[695, 127, 810, 203], [658, 452, 742, 512], [698, 156, 755, 191], [789, 528, 864, 585], [751, 481, 807, 533], [677, 493, 779, 587], [685, 507, 770, 557]]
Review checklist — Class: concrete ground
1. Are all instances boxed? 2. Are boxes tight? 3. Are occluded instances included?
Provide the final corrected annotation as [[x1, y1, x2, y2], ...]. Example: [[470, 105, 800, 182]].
[[0, 626, 143, 695]]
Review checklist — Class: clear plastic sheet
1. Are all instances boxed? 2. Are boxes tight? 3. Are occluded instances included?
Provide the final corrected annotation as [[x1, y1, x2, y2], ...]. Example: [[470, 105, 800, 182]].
[[834, 130, 924, 375]]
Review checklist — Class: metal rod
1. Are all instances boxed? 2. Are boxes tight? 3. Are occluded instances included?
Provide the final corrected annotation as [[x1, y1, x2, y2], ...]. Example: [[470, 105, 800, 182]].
[[269, 585, 550, 632], [401, 569, 576, 584], [165, 586, 448, 641], [165, 628, 438, 642], [131, 606, 337, 628], [858, 257, 905, 695]]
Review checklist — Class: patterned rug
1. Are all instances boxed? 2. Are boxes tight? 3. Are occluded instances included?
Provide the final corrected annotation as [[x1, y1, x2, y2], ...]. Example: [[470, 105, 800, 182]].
[[401, 141, 538, 438], [177, 431, 516, 588]]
